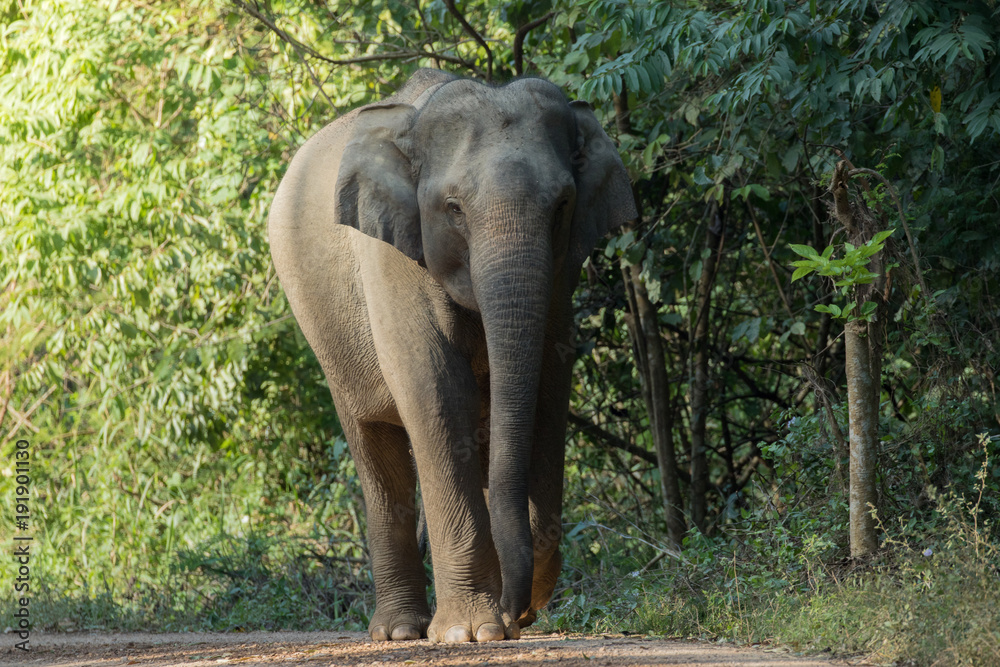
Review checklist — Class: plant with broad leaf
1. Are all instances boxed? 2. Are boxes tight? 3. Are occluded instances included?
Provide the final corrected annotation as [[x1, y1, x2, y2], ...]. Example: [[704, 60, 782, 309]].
[[789, 229, 895, 322]]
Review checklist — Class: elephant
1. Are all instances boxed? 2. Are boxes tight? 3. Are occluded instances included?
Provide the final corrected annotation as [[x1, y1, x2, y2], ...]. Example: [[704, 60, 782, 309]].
[[268, 68, 636, 643]]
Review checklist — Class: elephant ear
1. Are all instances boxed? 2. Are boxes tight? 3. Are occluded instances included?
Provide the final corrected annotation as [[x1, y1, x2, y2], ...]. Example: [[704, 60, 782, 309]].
[[334, 103, 423, 263], [568, 100, 638, 268]]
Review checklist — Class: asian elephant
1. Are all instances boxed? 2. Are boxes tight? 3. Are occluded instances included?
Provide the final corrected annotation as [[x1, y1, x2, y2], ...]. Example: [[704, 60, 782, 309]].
[[268, 69, 636, 643]]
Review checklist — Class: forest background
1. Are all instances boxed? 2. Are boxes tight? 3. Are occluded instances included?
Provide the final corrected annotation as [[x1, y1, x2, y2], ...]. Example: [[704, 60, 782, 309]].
[[2, 0, 999, 664]]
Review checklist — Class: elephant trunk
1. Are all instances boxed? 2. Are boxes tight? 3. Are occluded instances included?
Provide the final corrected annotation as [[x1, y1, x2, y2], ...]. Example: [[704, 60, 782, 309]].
[[471, 228, 552, 621]]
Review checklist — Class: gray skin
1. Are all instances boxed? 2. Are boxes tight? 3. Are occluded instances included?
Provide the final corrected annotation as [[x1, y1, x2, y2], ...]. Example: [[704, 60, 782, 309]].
[[268, 69, 636, 644]]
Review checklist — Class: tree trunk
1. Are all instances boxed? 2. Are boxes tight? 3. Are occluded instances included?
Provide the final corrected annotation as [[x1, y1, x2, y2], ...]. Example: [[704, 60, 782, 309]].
[[623, 263, 686, 547], [831, 160, 883, 558], [689, 205, 724, 532], [845, 320, 879, 557], [612, 88, 684, 547]]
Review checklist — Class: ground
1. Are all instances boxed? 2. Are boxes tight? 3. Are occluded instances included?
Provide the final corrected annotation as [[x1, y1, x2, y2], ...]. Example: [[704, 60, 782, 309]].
[[0, 630, 859, 666]]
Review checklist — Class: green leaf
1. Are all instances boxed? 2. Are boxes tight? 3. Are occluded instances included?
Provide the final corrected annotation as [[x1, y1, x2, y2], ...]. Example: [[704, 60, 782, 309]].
[[734, 183, 771, 201], [635, 63, 652, 93], [788, 243, 820, 259], [732, 316, 762, 344], [781, 144, 802, 172], [871, 229, 895, 245], [791, 266, 814, 282], [815, 304, 842, 318], [749, 183, 770, 200], [625, 67, 639, 94], [689, 259, 703, 283], [622, 241, 647, 266], [684, 103, 700, 126], [564, 49, 590, 72], [693, 166, 713, 185]]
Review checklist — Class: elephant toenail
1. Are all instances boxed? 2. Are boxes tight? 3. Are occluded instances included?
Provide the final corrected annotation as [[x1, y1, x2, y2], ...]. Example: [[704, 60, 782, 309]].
[[391, 624, 421, 640], [370, 626, 390, 642], [444, 625, 473, 643], [475, 623, 505, 642]]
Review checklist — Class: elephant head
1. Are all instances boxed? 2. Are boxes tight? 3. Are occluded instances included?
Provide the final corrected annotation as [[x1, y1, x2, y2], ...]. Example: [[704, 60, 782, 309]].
[[332, 73, 636, 620]]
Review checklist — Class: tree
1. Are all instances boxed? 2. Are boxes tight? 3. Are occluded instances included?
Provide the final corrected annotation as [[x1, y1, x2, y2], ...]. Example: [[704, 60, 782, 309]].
[[790, 162, 902, 557], [0, 0, 360, 600], [550, 0, 1000, 546]]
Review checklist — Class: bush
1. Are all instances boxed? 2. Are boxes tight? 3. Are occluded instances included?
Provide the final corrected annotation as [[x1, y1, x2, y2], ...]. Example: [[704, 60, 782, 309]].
[[540, 434, 1000, 666]]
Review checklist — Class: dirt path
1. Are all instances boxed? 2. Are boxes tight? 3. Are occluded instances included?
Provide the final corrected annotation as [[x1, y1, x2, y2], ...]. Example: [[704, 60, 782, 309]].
[[1, 630, 857, 666]]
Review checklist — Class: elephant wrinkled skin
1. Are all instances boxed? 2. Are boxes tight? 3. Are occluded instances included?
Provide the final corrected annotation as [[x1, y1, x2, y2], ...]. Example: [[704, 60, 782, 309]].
[[268, 69, 636, 643]]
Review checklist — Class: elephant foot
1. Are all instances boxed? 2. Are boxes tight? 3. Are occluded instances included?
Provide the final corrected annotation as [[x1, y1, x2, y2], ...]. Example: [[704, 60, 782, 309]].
[[368, 608, 431, 642], [427, 598, 520, 643]]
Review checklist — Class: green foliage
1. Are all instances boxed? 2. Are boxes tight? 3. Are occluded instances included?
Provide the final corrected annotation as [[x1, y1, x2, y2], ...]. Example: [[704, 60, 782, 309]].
[[0, 0, 365, 625], [170, 528, 372, 630], [789, 232, 892, 288], [0, 517, 373, 631], [557, 0, 999, 556], [570, 0, 1000, 140], [790, 230, 895, 321], [541, 433, 999, 666]]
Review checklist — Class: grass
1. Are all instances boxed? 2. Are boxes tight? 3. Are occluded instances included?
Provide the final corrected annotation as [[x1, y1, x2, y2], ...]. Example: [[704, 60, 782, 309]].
[[0, 426, 375, 633], [537, 447, 1000, 667], [4, 424, 997, 666], [538, 536, 999, 665], [6, 484, 998, 666], [3, 526, 375, 633]]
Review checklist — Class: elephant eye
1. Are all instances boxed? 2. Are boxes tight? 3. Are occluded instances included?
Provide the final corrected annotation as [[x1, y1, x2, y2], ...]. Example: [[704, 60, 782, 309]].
[[555, 198, 569, 218], [553, 195, 575, 248], [446, 198, 465, 223], [555, 197, 573, 226]]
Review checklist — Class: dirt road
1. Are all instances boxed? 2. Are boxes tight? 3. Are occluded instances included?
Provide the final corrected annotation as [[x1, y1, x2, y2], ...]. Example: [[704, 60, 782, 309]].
[[1, 630, 856, 666]]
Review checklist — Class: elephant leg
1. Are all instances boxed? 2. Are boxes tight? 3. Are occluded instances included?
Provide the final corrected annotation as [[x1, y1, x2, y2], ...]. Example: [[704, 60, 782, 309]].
[[340, 415, 431, 641], [520, 305, 575, 627], [402, 384, 518, 643]]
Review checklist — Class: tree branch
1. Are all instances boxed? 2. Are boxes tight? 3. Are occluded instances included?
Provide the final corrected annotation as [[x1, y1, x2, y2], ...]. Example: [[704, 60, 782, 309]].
[[746, 203, 793, 317], [443, 0, 493, 81], [234, 0, 335, 107], [233, 0, 483, 74], [1, 384, 55, 445], [513, 11, 554, 76], [848, 166, 929, 298], [568, 412, 656, 465], [0, 371, 10, 435]]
